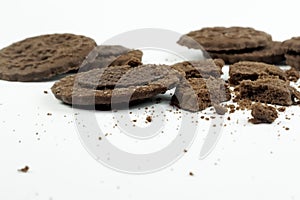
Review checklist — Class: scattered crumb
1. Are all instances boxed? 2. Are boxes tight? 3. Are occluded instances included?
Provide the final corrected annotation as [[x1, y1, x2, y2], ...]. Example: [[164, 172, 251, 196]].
[[98, 137, 102, 140], [146, 116, 152, 123], [183, 149, 188, 153], [227, 104, 236, 113], [47, 113, 52, 116], [132, 119, 137, 122], [18, 166, 29, 173], [189, 172, 194, 176], [277, 107, 286, 112], [43, 91, 48, 94]]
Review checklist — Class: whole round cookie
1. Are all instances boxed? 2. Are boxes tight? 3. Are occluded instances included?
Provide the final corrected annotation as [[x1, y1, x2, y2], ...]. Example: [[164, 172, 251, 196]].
[[51, 64, 181, 106], [285, 54, 300, 70], [209, 42, 285, 64], [178, 27, 272, 51], [0, 33, 96, 81], [282, 37, 300, 53]]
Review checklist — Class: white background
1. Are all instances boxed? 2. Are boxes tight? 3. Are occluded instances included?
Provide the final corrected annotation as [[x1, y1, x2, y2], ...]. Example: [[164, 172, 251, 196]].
[[1, 0, 300, 200]]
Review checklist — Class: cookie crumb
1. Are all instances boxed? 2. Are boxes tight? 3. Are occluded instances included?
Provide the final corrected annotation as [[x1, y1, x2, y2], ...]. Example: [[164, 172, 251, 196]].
[[47, 113, 52, 116], [189, 172, 194, 176], [43, 90, 48, 94], [277, 107, 286, 112], [146, 116, 152, 123], [18, 166, 29, 173]]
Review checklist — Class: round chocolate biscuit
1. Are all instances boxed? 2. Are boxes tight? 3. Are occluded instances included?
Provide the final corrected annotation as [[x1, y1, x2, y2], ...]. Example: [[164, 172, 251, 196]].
[[79, 45, 143, 72], [51, 64, 181, 106], [282, 37, 300, 53], [285, 54, 300, 71], [209, 42, 285, 64], [0, 33, 96, 81], [178, 27, 272, 51]]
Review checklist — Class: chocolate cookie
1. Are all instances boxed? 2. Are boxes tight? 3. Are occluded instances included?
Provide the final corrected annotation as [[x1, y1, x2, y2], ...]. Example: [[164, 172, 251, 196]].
[[229, 61, 287, 85], [171, 59, 224, 79], [171, 77, 231, 112], [285, 54, 300, 71], [178, 27, 272, 51], [79, 45, 143, 72], [0, 33, 96, 81], [209, 42, 285, 64], [51, 64, 181, 106]]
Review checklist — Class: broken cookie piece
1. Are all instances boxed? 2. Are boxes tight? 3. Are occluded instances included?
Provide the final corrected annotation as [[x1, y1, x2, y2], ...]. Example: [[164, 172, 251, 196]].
[[239, 78, 294, 106], [249, 103, 278, 124], [171, 77, 231, 112], [171, 59, 224, 79], [229, 61, 287, 85]]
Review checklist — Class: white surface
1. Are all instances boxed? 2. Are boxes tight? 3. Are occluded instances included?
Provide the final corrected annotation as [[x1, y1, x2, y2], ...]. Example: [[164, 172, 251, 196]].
[[1, 0, 300, 200]]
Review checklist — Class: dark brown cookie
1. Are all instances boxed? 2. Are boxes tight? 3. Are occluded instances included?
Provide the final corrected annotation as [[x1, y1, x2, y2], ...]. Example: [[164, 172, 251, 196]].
[[178, 27, 272, 51], [249, 103, 278, 124], [79, 45, 143, 72], [51, 64, 181, 106], [285, 54, 300, 71], [282, 37, 300, 53], [171, 59, 224, 79], [229, 61, 287, 85], [239, 78, 296, 106], [171, 77, 231, 112], [0, 33, 96, 81], [208, 42, 285, 64]]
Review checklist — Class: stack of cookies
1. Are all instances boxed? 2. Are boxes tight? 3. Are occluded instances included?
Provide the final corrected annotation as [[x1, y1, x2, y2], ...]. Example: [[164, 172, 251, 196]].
[[178, 27, 285, 65]]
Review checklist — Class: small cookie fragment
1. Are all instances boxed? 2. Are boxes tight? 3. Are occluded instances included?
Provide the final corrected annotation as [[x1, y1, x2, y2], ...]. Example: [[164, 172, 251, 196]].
[[171, 59, 224, 79], [213, 104, 227, 115], [249, 103, 278, 124], [285, 67, 300, 82], [239, 78, 293, 106], [171, 77, 231, 112], [229, 61, 287, 85], [79, 46, 143, 72]]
